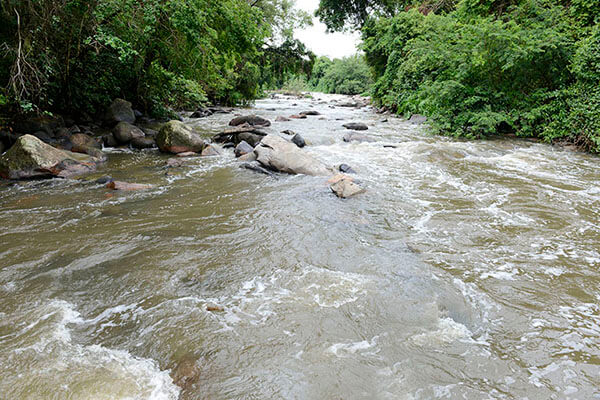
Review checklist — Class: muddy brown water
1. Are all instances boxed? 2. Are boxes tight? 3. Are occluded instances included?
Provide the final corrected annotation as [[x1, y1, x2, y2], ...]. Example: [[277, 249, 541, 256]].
[[1, 94, 599, 399]]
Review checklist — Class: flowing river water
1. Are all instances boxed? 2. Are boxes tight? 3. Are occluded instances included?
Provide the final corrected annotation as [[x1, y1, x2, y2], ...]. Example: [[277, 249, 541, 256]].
[[1, 94, 599, 399]]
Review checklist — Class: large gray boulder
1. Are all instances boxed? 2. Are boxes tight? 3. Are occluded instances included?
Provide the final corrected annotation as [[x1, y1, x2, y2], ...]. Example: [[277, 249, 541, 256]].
[[229, 115, 271, 127], [156, 121, 205, 154], [113, 122, 145, 143], [0, 135, 101, 179], [105, 98, 135, 125], [254, 135, 330, 176]]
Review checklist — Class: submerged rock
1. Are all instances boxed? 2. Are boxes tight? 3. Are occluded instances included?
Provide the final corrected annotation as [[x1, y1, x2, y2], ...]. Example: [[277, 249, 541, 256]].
[[343, 132, 376, 143], [106, 181, 153, 191], [156, 121, 205, 154], [171, 354, 202, 393], [254, 134, 329, 176], [229, 115, 270, 127], [276, 116, 291, 122], [343, 122, 368, 131], [105, 98, 135, 125], [289, 114, 307, 119], [239, 162, 275, 176], [0, 135, 101, 179]]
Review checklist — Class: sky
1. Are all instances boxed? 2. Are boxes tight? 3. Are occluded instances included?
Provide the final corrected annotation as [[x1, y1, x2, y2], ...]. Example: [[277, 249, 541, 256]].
[[293, 0, 361, 59]]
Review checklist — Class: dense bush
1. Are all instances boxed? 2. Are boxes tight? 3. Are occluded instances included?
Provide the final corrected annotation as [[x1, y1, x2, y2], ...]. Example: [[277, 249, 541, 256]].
[[309, 55, 372, 95], [0, 0, 310, 117]]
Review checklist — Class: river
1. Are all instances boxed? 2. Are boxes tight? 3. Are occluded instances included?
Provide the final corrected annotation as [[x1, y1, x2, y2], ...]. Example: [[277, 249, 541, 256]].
[[1, 94, 599, 399]]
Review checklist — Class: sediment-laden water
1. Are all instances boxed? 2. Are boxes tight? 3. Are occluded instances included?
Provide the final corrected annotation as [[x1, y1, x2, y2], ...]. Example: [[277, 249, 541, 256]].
[[1, 94, 599, 399]]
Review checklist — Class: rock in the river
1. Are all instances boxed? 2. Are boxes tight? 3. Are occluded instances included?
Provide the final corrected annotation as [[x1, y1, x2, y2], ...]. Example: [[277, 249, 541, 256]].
[[234, 140, 254, 157], [281, 130, 295, 135], [0, 141, 4, 154], [343, 122, 368, 131], [213, 123, 267, 146], [229, 115, 270, 127], [254, 134, 330, 176], [329, 174, 365, 198], [291, 133, 306, 148], [190, 108, 212, 118], [276, 116, 291, 122], [0, 135, 101, 179], [105, 98, 135, 125], [113, 122, 145, 143], [171, 353, 202, 392], [239, 162, 275, 176], [156, 120, 205, 154], [408, 114, 427, 124], [102, 133, 118, 148], [201, 145, 221, 156], [95, 175, 113, 184], [343, 132, 376, 143], [130, 136, 155, 149], [106, 181, 153, 191], [289, 114, 307, 119], [338, 163, 356, 174], [299, 110, 320, 116], [71, 133, 101, 153]]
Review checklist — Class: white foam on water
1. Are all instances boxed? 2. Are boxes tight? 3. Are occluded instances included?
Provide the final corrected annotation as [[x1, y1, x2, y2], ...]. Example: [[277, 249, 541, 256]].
[[5, 300, 180, 400], [326, 336, 380, 358], [210, 265, 372, 331], [411, 317, 473, 346]]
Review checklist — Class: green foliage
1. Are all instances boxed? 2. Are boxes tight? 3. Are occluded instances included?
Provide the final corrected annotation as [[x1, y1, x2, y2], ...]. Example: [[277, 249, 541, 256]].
[[310, 55, 373, 95], [0, 0, 310, 116], [361, 0, 600, 151]]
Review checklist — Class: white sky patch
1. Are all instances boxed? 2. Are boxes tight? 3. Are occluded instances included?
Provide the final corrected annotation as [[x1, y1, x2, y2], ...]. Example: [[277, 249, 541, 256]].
[[294, 0, 361, 59]]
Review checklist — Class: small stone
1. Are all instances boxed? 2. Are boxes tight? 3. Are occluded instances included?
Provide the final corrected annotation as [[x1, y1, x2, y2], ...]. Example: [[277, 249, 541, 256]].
[[291, 134, 306, 148], [102, 133, 118, 148], [206, 304, 224, 312], [289, 114, 307, 119], [281, 130, 295, 135], [339, 164, 356, 174], [276, 116, 291, 122], [166, 158, 185, 168]]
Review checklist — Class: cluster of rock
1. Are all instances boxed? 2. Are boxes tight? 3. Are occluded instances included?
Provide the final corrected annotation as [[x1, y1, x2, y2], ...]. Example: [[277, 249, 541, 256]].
[[0, 98, 367, 198]]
